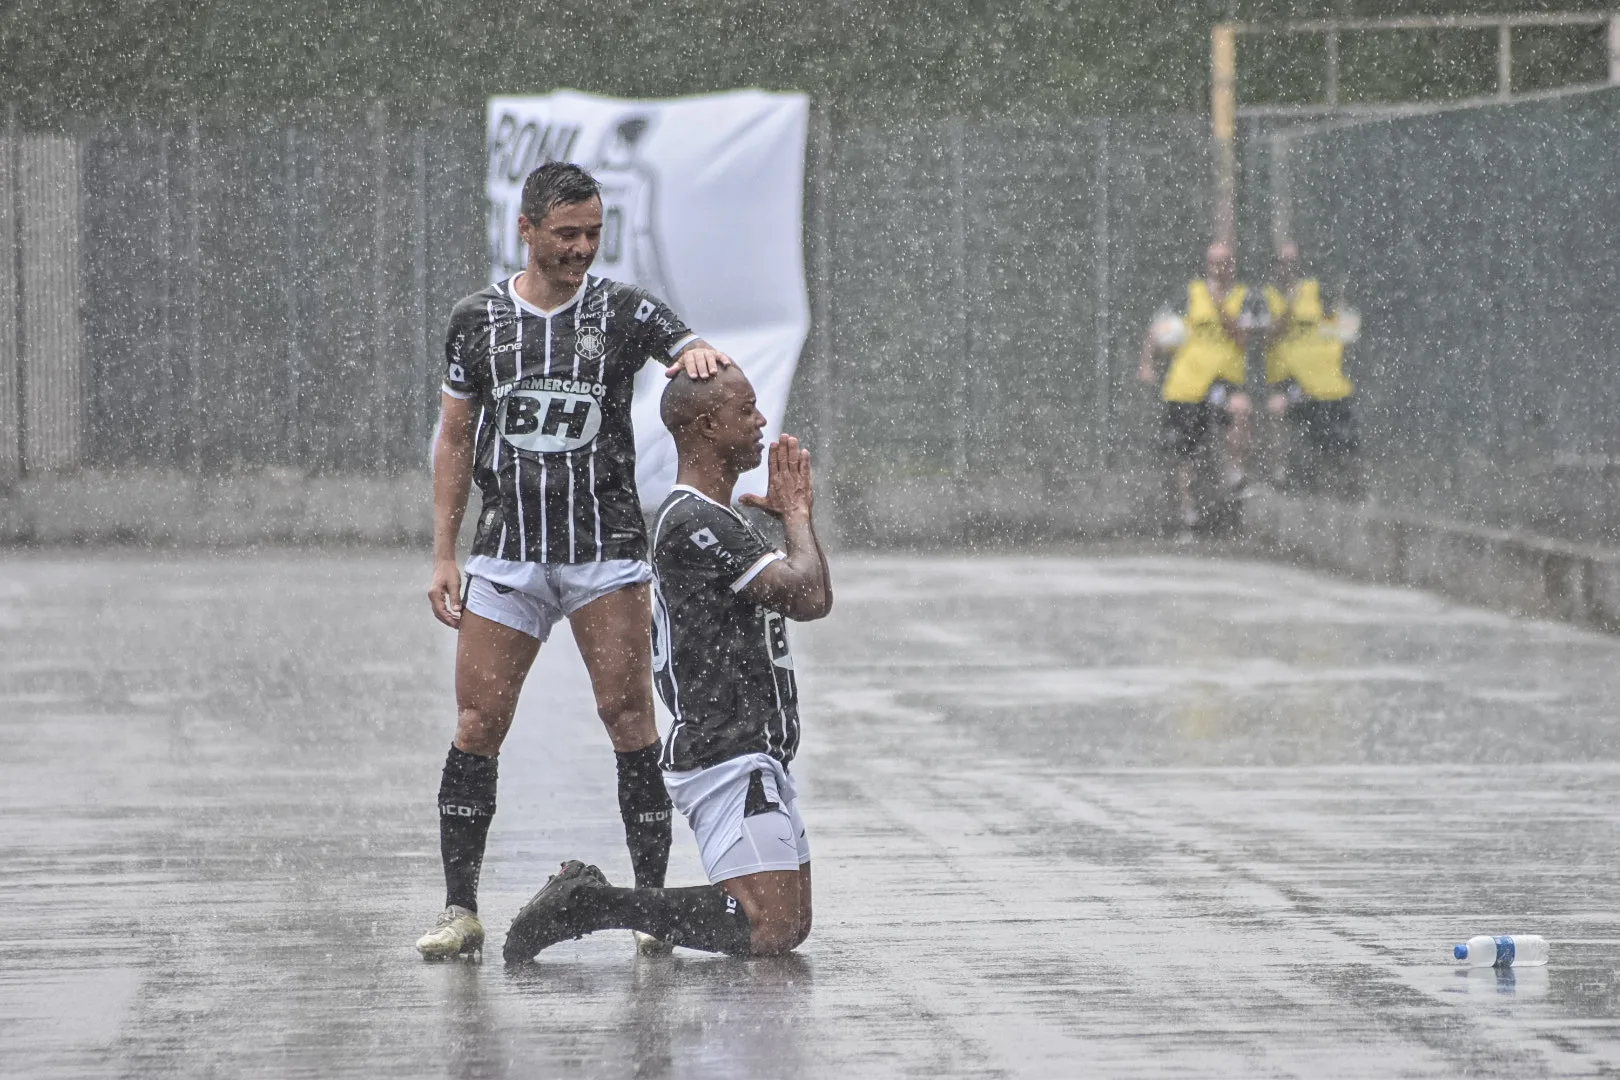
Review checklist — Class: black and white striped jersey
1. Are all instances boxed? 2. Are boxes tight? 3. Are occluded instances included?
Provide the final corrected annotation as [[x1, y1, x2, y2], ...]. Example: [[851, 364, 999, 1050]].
[[442, 275, 696, 564], [650, 486, 800, 772]]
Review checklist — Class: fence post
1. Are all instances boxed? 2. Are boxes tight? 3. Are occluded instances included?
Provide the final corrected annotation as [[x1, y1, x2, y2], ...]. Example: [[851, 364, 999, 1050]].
[[158, 127, 175, 466], [1092, 118, 1112, 470], [370, 100, 390, 463], [807, 101, 837, 528], [284, 123, 302, 464], [1497, 23, 1513, 100], [949, 116, 969, 484], [0, 106, 19, 482], [18, 132, 84, 473], [186, 109, 202, 472], [413, 124, 431, 463], [1610, 14, 1620, 84]]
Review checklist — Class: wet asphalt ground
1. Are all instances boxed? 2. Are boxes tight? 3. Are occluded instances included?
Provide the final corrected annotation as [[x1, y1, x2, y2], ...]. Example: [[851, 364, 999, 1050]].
[[3, 548, 1618, 1079]]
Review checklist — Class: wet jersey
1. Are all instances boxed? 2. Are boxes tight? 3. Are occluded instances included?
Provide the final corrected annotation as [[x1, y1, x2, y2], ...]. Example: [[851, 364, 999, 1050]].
[[650, 486, 800, 772], [442, 275, 696, 564]]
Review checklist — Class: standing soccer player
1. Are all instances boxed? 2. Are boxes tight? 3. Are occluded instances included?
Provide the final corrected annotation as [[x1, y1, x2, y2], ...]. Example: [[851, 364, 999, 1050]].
[[417, 162, 731, 960], [502, 364, 831, 962]]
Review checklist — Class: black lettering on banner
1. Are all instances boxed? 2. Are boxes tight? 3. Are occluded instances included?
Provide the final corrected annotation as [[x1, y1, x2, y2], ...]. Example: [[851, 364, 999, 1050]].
[[490, 114, 519, 175], [505, 395, 542, 435], [505, 122, 537, 181], [499, 121, 586, 183], [542, 398, 593, 441]]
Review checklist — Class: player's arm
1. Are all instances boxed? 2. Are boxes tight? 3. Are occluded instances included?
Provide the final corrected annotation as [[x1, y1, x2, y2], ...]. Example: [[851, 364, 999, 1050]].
[[429, 393, 477, 629], [737, 436, 832, 622], [625, 289, 732, 380], [428, 312, 483, 629]]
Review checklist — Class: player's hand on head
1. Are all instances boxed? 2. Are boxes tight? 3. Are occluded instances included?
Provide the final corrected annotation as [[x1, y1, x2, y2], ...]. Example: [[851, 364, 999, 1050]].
[[428, 559, 463, 629], [664, 345, 732, 381], [739, 435, 813, 520]]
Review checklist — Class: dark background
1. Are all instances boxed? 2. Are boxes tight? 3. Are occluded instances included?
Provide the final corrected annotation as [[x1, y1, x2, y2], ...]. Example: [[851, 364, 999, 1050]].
[[3, 0, 1614, 124]]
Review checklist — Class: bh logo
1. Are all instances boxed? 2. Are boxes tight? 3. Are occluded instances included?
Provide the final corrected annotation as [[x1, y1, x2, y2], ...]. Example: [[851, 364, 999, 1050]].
[[500, 390, 602, 453]]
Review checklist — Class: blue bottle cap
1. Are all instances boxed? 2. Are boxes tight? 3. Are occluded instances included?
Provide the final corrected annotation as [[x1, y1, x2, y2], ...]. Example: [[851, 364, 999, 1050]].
[[1454, 944, 1468, 960]]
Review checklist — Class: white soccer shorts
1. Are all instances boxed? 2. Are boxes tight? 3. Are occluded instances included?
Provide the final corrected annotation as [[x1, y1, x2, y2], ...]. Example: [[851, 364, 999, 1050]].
[[664, 752, 810, 883], [461, 555, 652, 642]]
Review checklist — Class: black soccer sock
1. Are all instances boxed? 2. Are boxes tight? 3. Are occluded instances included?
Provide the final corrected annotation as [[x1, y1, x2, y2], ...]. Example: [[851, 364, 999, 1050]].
[[438, 745, 498, 913], [581, 884, 753, 956], [615, 741, 672, 889]]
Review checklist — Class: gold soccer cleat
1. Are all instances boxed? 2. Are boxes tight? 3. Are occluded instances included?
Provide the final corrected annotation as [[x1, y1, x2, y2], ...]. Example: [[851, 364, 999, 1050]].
[[416, 904, 484, 960]]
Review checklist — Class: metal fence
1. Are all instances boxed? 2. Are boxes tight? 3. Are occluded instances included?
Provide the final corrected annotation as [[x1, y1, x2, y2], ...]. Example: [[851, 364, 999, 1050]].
[[1275, 85, 1620, 544], [799, 113, 1209, 537], [10, 94, 1613, 544], [2, 106, 1215, 540], [73, 107, 486, 475]]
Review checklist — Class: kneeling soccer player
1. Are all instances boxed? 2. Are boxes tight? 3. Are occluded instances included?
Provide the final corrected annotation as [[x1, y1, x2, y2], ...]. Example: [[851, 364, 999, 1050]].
[[503, 364, 832, 961]]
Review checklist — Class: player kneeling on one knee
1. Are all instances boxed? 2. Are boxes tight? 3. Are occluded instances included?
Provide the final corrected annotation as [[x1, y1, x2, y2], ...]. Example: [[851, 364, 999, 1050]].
[[504, 364, 831, 962]]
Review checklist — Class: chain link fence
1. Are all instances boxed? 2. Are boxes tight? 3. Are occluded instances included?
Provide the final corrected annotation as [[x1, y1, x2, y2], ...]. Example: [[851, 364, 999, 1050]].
[[798, 113, 1207, 540], [3, 106, 1212, 542], [1274, 85, 1620, 545], [75, 107, 484, 475], [8, 93, 1611, 545]]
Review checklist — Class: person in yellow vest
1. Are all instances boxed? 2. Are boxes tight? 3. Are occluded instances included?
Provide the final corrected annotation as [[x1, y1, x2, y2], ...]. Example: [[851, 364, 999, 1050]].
[[1138, 243, 1253, 531], [1261, 243, 1359, 487]]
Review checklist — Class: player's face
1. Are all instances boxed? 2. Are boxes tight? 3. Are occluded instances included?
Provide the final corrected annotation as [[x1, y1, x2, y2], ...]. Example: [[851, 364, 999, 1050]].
[[522, 197, 603, 290], [709, 379, 767, 471]]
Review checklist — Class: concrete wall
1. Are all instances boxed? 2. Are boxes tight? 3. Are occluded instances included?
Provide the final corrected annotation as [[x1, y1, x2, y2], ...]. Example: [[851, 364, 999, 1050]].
[[0, 469, 430, 546], [1245, 487, 1620, 634], [0, 466, 1159, 549], [11, 466, 1620, 641]]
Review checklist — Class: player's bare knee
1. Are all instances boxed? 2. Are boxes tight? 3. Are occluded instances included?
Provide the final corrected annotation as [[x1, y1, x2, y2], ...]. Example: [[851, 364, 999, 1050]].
[[455, 707, 506, 756], [596, 687, 655, 740], [749, 916, 802, 956], [1227, 393, 1252, 418]]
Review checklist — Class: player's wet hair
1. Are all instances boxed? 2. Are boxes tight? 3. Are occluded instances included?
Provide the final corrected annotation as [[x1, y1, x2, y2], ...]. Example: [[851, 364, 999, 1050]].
[[521, 161, 601, 224], [661, 365, 748, 442]]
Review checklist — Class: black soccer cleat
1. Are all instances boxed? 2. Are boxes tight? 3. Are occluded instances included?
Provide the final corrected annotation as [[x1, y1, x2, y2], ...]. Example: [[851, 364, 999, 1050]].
[[503, 860, 611, 963]]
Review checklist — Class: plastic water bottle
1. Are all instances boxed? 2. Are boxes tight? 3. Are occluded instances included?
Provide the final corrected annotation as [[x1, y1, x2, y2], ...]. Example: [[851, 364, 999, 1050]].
[[1453, 934, 1549, 967]]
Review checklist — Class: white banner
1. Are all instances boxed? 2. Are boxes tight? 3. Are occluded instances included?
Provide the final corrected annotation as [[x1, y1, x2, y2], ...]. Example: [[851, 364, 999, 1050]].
[[486, 89, 809, 506]]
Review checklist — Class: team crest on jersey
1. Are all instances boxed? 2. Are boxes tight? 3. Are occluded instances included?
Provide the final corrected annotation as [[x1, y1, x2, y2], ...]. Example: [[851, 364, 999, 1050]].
[[575, 325, 607, 361]]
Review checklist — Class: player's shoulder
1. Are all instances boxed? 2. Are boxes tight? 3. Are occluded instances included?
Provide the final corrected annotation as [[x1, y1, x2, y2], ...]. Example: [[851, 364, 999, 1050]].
[[654, 487, 722, 533], [448, 279, 518, 326], [588, 275, 640, 299], [653, 488, 738, 547], [589, 275, 674, 314]]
